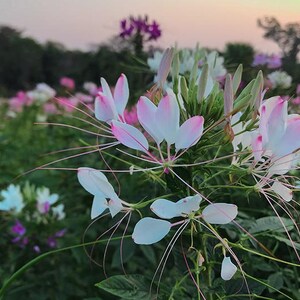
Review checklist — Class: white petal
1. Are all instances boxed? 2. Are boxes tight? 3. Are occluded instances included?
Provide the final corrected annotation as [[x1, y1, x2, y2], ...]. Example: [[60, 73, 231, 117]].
[[137, 96, 163, 144], [175, 116, 204, 151], [77, 167, 117, 199], [100, 77, 114, 101], [132, 217, 171, 245], [150, 199, 179, 219], [202, 203, 238, 224], [108, 197, 123, 217], [113, 73, 129, 115], [268, 154, 294, 175], [95, 92, 117, 122], [176, 195, 202, 215], [221, 256, 237, 281], [156, 93, 179, 145], [91, 195, 107, 219], [271, 180, 293, 202], [111, 120, 149, 153]]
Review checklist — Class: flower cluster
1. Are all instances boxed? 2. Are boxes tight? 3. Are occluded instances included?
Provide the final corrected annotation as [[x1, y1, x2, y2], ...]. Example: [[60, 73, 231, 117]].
[[0, 183, 66, 252], [252, 53, 282, 69], [120, 15, 161, 41], [50, 47, 300, 298], [6, 78, 100, 119]]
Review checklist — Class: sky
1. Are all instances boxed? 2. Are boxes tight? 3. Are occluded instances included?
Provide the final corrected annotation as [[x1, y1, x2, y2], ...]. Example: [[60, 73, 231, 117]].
[[1, 0, 299, 53]]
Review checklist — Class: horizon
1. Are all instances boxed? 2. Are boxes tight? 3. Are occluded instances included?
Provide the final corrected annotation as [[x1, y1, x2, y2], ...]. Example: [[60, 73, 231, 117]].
[[1, 0, 300, 53]]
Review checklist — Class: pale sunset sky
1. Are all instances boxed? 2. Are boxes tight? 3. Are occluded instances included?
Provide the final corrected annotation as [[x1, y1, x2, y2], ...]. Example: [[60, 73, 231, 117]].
[[1, 0, 299, 53]]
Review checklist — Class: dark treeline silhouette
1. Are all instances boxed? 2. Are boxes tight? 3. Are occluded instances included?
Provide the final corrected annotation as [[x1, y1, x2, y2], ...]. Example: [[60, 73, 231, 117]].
[[258, 17, 300, 81], [0, 25, 152, 97], [1, 18, 300, 97]]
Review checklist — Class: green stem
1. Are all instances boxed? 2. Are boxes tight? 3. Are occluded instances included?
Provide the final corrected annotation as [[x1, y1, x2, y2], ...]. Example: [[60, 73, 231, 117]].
[[202, 235, 213, 300], [0, 235, 130, 299], [230, 242, 300, 267]]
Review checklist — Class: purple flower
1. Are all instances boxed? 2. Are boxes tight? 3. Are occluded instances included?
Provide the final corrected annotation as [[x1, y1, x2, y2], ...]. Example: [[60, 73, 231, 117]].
[[47, 236, 57, 248], [252, 53, 268, 66], [54, 229, 67, 238], [267, 54, 282, 69], [11, 220, 26, 236], [33, 245, 41, 253], [119, 15, 161, 41], [147, 21, 161, 40]]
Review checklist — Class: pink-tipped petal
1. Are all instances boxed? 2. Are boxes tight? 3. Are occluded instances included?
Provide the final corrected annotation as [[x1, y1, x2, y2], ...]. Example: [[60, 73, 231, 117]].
[[267, 98, 287, 153], [95, 92, 117, 122], [114, 74, 129, 116], [221, 257, 237, 281], [259, 105, 268, 145], [137, 96, 163, 144], [271, 180, 293, 202], [132, 217, 171, 245], [91, 195, 107, 219], [150, 199, 179, 219], [202, 203, 238, 224], [100, 77, 114, 101], [175, 116, 204, 151], [111, 120, 149, 152], [251, 134, 263, 162], [156, 93, 180, 145], [274, 117, 300, 157]]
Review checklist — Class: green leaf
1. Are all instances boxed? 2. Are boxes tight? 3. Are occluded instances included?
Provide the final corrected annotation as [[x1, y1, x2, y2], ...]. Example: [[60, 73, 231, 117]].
[[232, 64, 243, 95], [268, 272, 284, 293], [140, 245, 156, 265], [272, 236, 300, 250], [249, 216, 294, 235], [111, 239, 136, 268], [95, 275, 153, 300]]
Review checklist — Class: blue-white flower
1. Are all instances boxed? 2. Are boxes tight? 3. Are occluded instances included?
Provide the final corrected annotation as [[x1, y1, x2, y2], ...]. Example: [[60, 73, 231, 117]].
[[132, 195, 238, 245], [77, 167, 124, 218], [52, 204, 66, 220], [0, 184, 24, 213]]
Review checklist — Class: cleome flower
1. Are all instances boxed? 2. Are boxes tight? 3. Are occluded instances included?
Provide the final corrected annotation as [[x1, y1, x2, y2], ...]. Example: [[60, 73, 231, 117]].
[[77, 167, 131, 218], [111, 90, 204, 169], [132, 194, 238, 245], [36, 187, 59, 214], [94, 74, 129, 123], [0, 184, 25, 213]]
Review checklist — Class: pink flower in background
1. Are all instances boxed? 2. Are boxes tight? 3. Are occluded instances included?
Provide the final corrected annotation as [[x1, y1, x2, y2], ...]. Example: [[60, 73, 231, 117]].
[[75, 92, 93, 103], [124, 106, 138, 125], [292, 97, 300, 105], [58, 97, 79, 112], [43, 103, 58, 114], [60, 77, 75, 90], [297, 84, 300, 95], [83, 82, 101, 96], [9, 91, 32, 112]]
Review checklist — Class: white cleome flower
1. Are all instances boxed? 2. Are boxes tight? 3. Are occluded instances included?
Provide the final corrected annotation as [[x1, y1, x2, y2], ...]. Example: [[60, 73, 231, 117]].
[[36, 187, 59, 213], [267, 71, 292, 89], [27, 83, 56, 102], [0, 184, 24, 213]]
